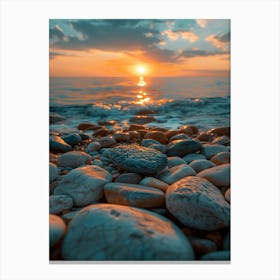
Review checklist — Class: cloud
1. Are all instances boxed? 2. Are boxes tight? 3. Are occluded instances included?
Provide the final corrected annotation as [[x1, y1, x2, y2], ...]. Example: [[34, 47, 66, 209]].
[[196, 19, 207, 28], [161, 29, 199, 42], [179, 49, 228, 59], [205, 32, 230, 51]]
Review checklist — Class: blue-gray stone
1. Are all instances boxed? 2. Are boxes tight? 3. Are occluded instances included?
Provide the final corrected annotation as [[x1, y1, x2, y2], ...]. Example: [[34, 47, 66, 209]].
[[167, 139, 201, 157], [50, 135, 72, 153], [189, 159, 216, 173], [200, 250, 230, 261], [49, 214, 66, 248], [62, 133, 82, 146]]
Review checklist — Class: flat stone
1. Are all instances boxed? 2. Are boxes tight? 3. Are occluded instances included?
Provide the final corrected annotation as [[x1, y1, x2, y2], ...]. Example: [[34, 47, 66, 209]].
[[212, 135, 230, 145], [198, 163, 230, 188], [49, 195, 73, 214], [144, 131, 168, 144], [50, 135, 72, 153], [57, 151, 91, 169], [62, 133, 82, 146], [49, 214, 66, 248], [104, 183, 165, 208], [93, 128, 110, 137], [225, 188, 230, 203], [211, 152, 230, 165], [183, 153, 206, 163], [62, 204, 195, 260], [129, 115, 156, 124], [189, 237, 217, 256], [115, 173, 143, 184], [167, 139, 201, 157], [77, 123, 99, 130], [54, 165, 112, 207], [189, 159, 216, 173], [201, 144, 228, 159], [108, 144, 167, 175], [98, 120, 116, 126], [49, 163, 58, 182], [85, 141, 101, 153], [166, 176, 230, 230], [139, 177, 169, 192], [158, 164, 196, 184], [167, 157, 187, 168], [97, 136, 116, 148], [200, 250, 230, 261]]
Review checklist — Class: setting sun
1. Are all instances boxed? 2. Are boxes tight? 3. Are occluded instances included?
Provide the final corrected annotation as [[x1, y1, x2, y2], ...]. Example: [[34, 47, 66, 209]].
[[137, 66, 146, 75]]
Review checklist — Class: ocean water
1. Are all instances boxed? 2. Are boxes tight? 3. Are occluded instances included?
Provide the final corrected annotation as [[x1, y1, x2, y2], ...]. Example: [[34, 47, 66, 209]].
[[50, 76, 230, 133]]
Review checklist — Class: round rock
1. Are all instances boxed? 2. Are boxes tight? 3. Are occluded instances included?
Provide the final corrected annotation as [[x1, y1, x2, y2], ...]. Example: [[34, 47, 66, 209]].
[[167, 156, 187, 168], [54, 165, 112, 207], [211, 152, 230, 165], [85, 141, 101, 153], [57, 151, 91, 169], [201, 144, 228, 159], [139, 177, 169, 192], [49, 194, 73, 214], [166, 176, 230, 230], [144, 131, 168, 144], [167, 139, 201, 157], [225, 188, 230, 203], [115, 173, 143, 184], [62, 133, 82, 146], [212, 135, 230, 145], [189, 159, 216, 173], [98, 136, 116, 148], [104, 183, 165, 208], [62, 204, 195, 260], [49, 214, 66, 248], [183, 153, 206, 164], [50, 135, 72, 153], [189, 237, 217, 256], [108, 144, 167, 175], [49, 163, 58, 182]]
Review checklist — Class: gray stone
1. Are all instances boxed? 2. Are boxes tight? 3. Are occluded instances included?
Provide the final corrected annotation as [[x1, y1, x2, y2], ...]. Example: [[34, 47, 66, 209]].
[[169, 133, 189, 142], [141, 139, 161, 147], [212, 135, 230, 145], [114, 132, 130, 142], [198, 163, 230, 188], [166, 176, 230, 230], [189, 159, 216, 173], [85, 141, 101, 153], [225, 188, 230, 203], [140, 177, 169, 192], [50, 135, 72, 153], [104, 183, 165, 208], [57, 151, 91, 169], [167, 139, 201, 157], [183, 153, 206, 164], [200, 250, 230, 261], [49, 214, 66, 247], [98, 136, 116, 148], [115, 173, 143, 184], [62, 133, 82, 146], [158, 164, 196, 184], [49, 112, 66, 124], [62, 204, 195, 260], [49, 195, 73, 214], [148, 144, 167, 154], [92, 159, 103, 167], [49, 162, 58, 182], [189, 237, 217, 256], [207, 127, 230, 137], [211, 152, 230, 165], [54, 165, 112, 207], [167, 156, 186, 168], [201, 144, 227, 159], [109, 144, 167, 175]]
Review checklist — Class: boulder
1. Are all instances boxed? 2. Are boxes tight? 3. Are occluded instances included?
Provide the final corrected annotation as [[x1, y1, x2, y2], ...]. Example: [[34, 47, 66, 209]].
[[115, 173, 143, 184]]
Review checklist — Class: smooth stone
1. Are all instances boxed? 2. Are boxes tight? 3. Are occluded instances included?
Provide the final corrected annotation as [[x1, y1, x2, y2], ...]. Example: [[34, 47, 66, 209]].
[[77, 123, 99, 130], [49, 195, 73, 214], [92, 159, 103, 167], [98, 136, 116, 148], [223, 231, 230, 250], [149, 208, 168, 216], [49, 163, 58, 182], [129, 115, 156, 124], [62, 133, 82, 146], [137, 129, 148, 138], [211, 152, 230, 165], [141, 138, 161, 147], [183, 153, 206, 163], [54, 165, 112, 207], [104, 183, 165, 208], [167, 156, 188, 168], [93, 128, 110, 137], [144, 131, 168, 144], [166, 176, 230, 230], [225, 188, 230, 203], [128, 130, 140, 140], [115, 173, 143, 184], [79, 133, 90, 140], [198, 163, 230, 188], [207, 127, 230, 137], [62, 204, 195, 260], [57, 151, 91, 169], [98, 120, 116, 126], [189, 159, 216, 173], [50, 135, 72, 153], [114, 132, 130, 142], [200, 250, 230, 261], [85, 141, 101, 153], [201, 144, 228, 159], [197, 133, 212, 142], [49, 214, 66, 247], [169, 133, 189, 142], [179, 125, 199, 136], [62, 210, 80, 224], [139, 177, 169, 192], [158, 164, 196, 184], [109, 144, 167, 175], [165, 130, 179, 139], [128, 124, 145, 131], [148, 143, 167, 154], [189, 237, 217, 256], [49, 112, 66, 124], [167, 139, 201, 157], [212, 135, 230, 145]]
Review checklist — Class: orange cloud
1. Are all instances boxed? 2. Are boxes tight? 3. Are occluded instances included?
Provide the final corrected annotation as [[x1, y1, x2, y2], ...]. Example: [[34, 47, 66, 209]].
[[162, 30, 199, 42]]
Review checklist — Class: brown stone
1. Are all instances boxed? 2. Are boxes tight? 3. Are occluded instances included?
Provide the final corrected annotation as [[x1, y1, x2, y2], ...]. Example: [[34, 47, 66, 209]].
[[144, 131, 168, 144], [93, 128, 110, 137]]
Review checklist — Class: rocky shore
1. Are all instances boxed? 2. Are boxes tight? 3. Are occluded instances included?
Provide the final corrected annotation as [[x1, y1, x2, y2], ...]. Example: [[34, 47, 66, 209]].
[[49, 119, 230, 261]]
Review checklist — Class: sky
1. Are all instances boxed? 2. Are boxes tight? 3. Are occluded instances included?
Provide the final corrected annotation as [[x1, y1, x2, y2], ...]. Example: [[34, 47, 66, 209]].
[[49, 19, 230, 77]]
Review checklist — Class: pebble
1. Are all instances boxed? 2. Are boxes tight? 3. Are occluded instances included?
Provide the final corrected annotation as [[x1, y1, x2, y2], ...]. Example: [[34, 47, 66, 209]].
[[50, 135, 72, 153], [77, 123, 99, 130], [211, 152, 230, 165], [114, 132, 130, 142], [108, 144, 167, 175], [141, 138, 161, 147], [54, 165, 112, 207], [179, 125, 199, 136], [201, 144, 228, 159], [61, 204, 195, 260], [167, 156, 187, 168], [165, 130, 179, 139], [128, 124, 145, 131], [139, 177, 169, 192], [189, 237, 218, 256], [212, 135, 230, 145], [158, 164, 196, 184], [49, 163, 58, 182], [189, 159, 216, 173], [148, 143, 167, 154], [97, 136, 116, 148], [167, 139, 201, 157], [115, 173, 143, 184], [198, 163, 230, 188], [49, 214, 66, 248], [57, 151, 91, 169], [200, 250, 230, 261], [144, 131, 168, 144], [62, 133, 82, 146], [93, 128, 111, 137], [85, 141, 101, 153], [49, 195, 73, 214], [129, 115, 156, 124], [169, 133, 189, 142], [207, 127, 230, 137], [104, 183, 165, 208], [128, 130, 140, 140], [182, 153, 206, 163], [225, 188, 230, 202], [166, 176, 230, 230], [197, 133, 212, 142]]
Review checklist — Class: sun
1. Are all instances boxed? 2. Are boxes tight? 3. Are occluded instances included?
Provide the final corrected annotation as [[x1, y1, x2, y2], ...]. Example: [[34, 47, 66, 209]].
[[137, 66, 146, 75]]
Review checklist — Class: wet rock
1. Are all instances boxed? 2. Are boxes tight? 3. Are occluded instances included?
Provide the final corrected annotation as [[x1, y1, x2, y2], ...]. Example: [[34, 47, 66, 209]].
[[179, 125, 199, 136], [211, 152, 230, 165], [128, 130, 140, 140], [61, 210, 80, 225], [165, 130, 179, 139], [197, 133, 212, 142], [104, 183, 165, 208], [93, 128, 110, 137], [189, 159, 216, 173], [129, 115, 156, 124], [114, 132, 130, 142], [141, 139, 161, 147], [148, 144, 167, 154], [135, 109, 155, 115], [182, 153, 206, 163], [97, 136, 116, 148], [50, 135, 72, 153], [54, 165, 112, 207], [62, 133, 82, 146], [49, 195, 73, 214], [77, 123, 100, 130], [167, 139, 201, 157], [189, 237, 217, 256], [212, 135, 230, 145], [201, 144, 228, 159], [144, 131, 168, 144], [140, 177, 169, 192], [200, 250, 230, 261], [62, 204, 195, 260], [85, 141, 101, 153], [128, 124, 145, 131], [49, 162, 58, 182], [158, 164, 196, 184], [137, 129, 148, 138], [198, 163, 230, 188], [169, 133, 189, 142], [207, 127, 230, 137], [225, 188, 230, 203], [49, 214, 66, 248], [92, 159, 103, 167], [98, 120, 116, 126], [57, 151, 91, 169], [223, 231, 230, 250], [115, 173, 143, 184], [166, 176, 230, 230], [167, 156, 187, 168], [109, 144, 167, 175], [49, 112, 66, 124], [79, 133, 90, 140]]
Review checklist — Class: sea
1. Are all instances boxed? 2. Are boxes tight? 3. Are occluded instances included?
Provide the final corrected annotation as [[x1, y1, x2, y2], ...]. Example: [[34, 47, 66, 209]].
[[49, 76, 230, 133]]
